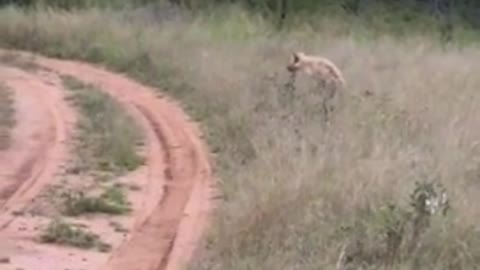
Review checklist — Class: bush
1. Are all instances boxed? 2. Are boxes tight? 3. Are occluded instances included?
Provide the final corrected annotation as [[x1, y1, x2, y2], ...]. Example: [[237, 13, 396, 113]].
[[40, 218, 109, 250], [336, 181, 451, 269]]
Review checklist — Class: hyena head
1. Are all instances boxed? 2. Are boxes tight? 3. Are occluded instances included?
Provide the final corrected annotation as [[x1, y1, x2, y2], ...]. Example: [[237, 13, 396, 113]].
[[286, 52, 306, 73]]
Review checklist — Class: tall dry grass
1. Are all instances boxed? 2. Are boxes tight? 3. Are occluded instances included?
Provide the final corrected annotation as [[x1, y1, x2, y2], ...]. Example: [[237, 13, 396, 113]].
[[1, 4, 480, 268]]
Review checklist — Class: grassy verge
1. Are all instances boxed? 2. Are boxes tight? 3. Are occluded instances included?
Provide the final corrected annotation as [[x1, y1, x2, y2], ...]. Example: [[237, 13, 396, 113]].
[[0, 51, 44, 72], [61, 75, 143, 175], [0, 82, 14, 150], [2, 4, 480, 269]]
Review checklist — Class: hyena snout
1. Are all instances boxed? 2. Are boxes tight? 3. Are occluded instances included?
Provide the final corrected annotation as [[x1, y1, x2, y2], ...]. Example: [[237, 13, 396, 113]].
[[286, 52, 302, 73], [286, 63, 299, 73]]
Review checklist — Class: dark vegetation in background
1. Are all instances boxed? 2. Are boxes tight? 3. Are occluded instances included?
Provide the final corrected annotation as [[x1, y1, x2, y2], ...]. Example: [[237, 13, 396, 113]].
[[1, 0, 478, 42], [0, 0, 473, 24]]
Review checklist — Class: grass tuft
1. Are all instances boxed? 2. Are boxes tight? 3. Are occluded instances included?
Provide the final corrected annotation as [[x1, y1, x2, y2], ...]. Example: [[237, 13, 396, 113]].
[[40, 218, 111, 251], [62, 186, 131, 216]]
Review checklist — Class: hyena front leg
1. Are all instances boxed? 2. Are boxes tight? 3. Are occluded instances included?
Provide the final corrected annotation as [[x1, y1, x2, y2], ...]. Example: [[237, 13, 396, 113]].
[[280, 72, 297, 108], [319, 81, 336, 123]]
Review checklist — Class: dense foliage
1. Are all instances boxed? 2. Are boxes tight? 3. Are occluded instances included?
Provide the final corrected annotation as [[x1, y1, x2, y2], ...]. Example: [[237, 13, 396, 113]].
[[1, 0, 479, 32]]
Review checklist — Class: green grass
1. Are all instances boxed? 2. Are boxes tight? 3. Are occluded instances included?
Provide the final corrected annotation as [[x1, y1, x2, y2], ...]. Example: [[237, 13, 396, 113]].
[[2, 4, 480, 269], [61, 75, 143, 175], [40, 218, 111, 251], [62, 186, 131, 216], [0, 82, 14, 150]]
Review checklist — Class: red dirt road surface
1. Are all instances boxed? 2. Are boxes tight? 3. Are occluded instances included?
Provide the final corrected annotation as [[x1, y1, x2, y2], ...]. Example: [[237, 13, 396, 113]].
[[0, 50, 216, 270]]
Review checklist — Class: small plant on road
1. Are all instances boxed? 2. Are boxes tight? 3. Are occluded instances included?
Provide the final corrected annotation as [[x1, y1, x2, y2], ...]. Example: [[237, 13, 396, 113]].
[[40, 218, 111, 251], [62, 186, 131, 216]]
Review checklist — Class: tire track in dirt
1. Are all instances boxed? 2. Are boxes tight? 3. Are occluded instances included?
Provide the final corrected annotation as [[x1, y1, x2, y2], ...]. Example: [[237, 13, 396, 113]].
[[0, 65, 74, 230], [0, 51, 216, 270], [0, 50, 215, 270]]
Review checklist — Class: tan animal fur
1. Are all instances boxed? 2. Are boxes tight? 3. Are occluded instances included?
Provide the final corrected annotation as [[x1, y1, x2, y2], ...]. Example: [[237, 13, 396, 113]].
[[286, 51, 346, 88]]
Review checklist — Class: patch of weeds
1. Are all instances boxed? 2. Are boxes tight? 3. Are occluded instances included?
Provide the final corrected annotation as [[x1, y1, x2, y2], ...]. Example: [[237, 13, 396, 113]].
[[337, 180, 450, 269], [98, 242, 113, 253], [61, 74, 88, 90], [40, 218, 109, 251], [0, 52, 44, 72], [101, 185, 130, 207], [62, 186, 131, 216], [94, 172, 113, 183], [0, 83, 15, 150], [61, 74, 144, 175], [109, 220, 129, 233]]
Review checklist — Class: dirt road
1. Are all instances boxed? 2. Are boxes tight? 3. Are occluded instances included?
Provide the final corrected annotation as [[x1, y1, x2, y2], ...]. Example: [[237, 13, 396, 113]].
[[0, 50, 216, 270]]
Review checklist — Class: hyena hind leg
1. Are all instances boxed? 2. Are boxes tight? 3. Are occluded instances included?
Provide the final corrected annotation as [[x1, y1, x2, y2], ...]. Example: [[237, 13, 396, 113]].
[[321, 85, 337, 123]]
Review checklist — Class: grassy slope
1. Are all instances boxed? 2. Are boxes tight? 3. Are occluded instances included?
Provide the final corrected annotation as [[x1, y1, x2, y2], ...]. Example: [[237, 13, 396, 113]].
[[2, 4, 480, 269], [0, 82, 14, 150]]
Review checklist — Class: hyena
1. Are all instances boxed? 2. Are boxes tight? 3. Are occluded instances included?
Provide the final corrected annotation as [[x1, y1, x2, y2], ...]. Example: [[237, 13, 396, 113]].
[[286, 51, 346, 120], [286, 51, 346, 88]]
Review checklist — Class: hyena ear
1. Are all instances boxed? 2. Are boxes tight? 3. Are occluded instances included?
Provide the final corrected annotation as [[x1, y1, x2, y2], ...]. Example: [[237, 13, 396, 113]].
[[292, 51, 306, 62], [292, 52, 300, 63]]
